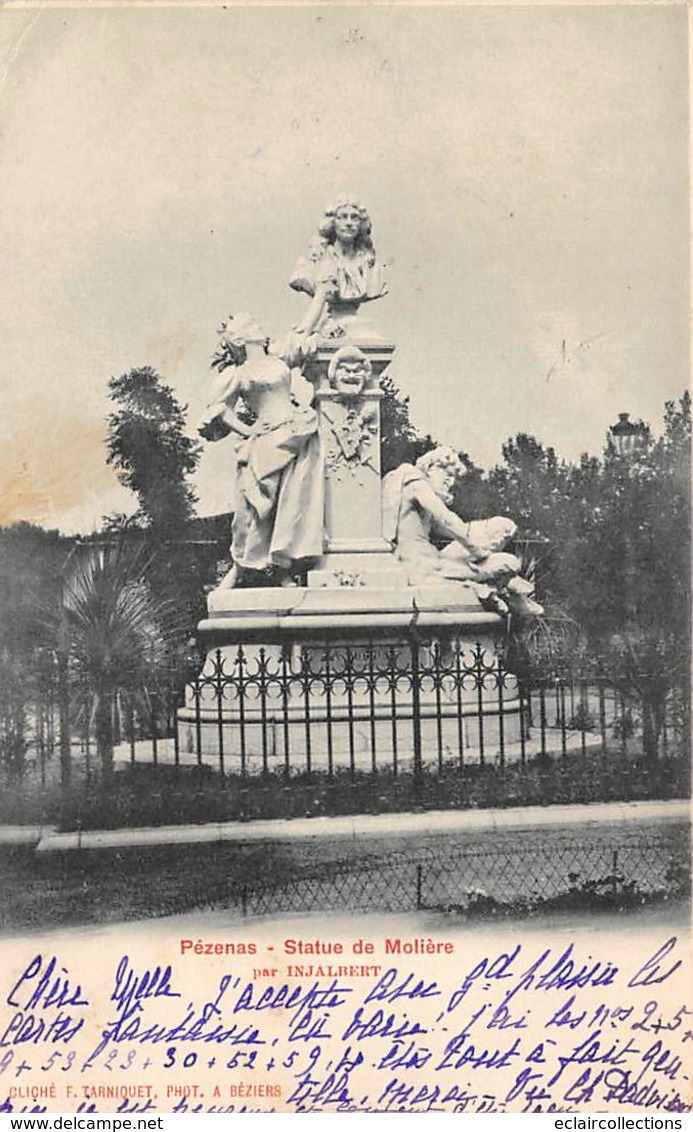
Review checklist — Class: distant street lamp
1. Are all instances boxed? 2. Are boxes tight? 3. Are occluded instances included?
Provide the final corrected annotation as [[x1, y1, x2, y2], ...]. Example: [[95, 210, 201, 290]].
[[608, 413, 649, 630], [609, 412, 649, 461]]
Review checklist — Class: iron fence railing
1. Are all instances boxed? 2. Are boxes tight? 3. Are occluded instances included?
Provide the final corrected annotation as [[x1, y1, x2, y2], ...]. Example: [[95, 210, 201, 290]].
[[0, 636, 689, 815]]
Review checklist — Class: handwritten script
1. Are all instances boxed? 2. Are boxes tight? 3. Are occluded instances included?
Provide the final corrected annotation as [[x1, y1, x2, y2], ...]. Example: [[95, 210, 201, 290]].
[[0, 932, 691, 1114]]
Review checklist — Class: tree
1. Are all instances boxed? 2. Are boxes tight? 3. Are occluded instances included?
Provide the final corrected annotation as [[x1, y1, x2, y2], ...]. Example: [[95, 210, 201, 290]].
[[105, 367, 211, 658], [599, 394, 691, 758], [483, 400, 690, 759], [485, 434, 567, 533], [379, 372, 436, 475], [0, 525, 71, 784], [481, 433, 576, 613], [106, 367, 201, 535], [48, 544, 183, 778]]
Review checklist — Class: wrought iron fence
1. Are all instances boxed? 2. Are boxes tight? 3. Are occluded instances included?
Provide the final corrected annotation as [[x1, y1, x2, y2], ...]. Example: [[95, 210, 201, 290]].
[[0, 635, 689, 821], [154, 637, 687, 777], [176, 639, 522, 779]]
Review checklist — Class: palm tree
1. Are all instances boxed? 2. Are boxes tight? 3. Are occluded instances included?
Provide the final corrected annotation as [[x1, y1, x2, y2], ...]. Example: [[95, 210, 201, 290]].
[[48, 544, 179, 778]]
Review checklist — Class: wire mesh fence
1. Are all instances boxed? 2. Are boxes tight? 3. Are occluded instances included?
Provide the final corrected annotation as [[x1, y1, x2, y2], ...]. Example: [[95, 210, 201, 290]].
[[226, 830, 689, 919]]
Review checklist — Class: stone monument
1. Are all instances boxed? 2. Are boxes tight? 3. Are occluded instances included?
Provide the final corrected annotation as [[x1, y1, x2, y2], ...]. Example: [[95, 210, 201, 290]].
[[180, 197, 540, 768]]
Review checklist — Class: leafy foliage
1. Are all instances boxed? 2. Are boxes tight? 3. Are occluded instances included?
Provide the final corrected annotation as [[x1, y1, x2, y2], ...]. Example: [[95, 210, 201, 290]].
[[484, 395, 691, 758], [44, 544, 187, 776], [0, 525, 72, 780], [106, 367, 201, 534], [105, 366, 216, 660], [53, 750, 689, 832], [54, 545, 172, 692], [379, 372, 436, 474]]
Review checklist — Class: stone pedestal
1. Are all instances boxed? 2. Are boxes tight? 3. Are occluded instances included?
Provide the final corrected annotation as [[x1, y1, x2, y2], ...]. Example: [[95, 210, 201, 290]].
[[303, 337, 401, 588], [180, 583, 520, 771], [184, 320, 520, 776]]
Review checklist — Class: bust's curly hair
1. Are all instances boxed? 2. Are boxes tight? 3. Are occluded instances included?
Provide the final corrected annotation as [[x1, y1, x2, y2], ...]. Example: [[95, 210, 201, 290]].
[[312, 196, 376, 265]]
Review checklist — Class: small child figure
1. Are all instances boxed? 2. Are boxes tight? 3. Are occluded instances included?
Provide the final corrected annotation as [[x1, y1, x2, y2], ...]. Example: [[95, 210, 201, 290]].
[[440, 518, 544, 617]]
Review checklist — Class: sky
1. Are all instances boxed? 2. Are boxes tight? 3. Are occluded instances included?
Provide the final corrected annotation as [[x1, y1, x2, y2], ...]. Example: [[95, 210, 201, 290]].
[[0, 3, 689, 533]]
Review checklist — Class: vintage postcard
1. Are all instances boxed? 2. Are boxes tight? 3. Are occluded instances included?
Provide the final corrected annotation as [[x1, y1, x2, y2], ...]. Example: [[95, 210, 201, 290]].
[[0, 1, 690, 1117]]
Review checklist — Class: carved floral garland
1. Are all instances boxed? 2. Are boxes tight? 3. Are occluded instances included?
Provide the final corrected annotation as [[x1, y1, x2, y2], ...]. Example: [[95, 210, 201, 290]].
[[323, 402, 378, 476]]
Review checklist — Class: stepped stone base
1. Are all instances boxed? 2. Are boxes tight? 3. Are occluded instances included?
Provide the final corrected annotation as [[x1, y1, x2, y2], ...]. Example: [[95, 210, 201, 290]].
[[180, 583, 520, 768]]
